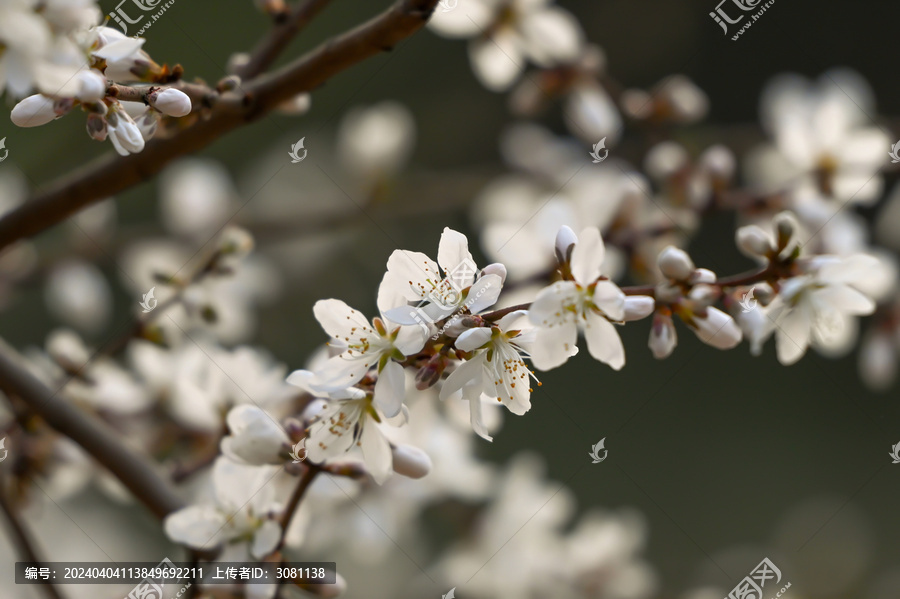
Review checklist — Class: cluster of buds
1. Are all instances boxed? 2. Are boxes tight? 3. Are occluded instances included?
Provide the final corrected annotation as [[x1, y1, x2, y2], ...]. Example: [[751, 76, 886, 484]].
[[8, 27, 192, 156], [650, 246, 743, 358]]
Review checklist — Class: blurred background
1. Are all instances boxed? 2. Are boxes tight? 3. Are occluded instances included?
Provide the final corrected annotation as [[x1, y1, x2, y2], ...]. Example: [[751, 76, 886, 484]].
[[1, 0, 900, 597]]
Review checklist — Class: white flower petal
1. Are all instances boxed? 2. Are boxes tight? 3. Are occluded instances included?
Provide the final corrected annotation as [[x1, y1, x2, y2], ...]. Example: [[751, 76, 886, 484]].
[[469, 29, 523, 92], [530, 320, 578, 371], [519, 6, 582, 66], [570, 227, 605, 284], [250, 519, 282, 559], [373, 360, 405, 418], [164, 506, 226, 550], [309, 354, 372, 391], [583, 310, 625, 370], [591, 280, 625, 321], [776, 305, 812, 365], [439, 353, 486, 400], [313, 299, 371, 339], [437, 228, 475, 281], [359, 421, 393, 485], [392, 324, 428, 356], [465, 274, 503, 313], [456, 327, 493, 351]]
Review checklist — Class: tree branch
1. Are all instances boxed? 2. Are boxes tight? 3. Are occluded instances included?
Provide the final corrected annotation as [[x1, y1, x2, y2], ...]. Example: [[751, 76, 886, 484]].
[[0, 487, 63, 599], [0, 339, 184, 519], [236, 0, 336, 80], [0, 0, 439, 253]]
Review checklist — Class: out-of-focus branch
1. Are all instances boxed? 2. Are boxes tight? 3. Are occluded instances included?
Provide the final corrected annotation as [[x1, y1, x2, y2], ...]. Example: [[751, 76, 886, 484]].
[[0, 0, 439, 253], [0, 487, 63, 599], [0, 339, 184, 519], [236, 0, 336, 80]]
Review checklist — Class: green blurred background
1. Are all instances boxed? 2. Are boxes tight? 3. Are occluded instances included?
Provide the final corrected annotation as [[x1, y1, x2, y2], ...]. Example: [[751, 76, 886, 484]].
[[2, 0, 899, 596]]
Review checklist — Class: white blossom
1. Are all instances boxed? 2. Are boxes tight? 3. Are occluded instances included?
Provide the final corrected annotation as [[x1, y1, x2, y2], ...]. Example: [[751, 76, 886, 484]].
[[164, 457, 283, 560], [440, 311, 537, 440], [382, 227, 503, 327], [308, 293, 426, 417], [528, 227, 629, 370], [772, 254, 882, 365], [221, 404, 290, 466], [337, 101, 415, 177], [749, 69, 888, 206], [287, 370, 396, 484], [428, 0, 583, 91]]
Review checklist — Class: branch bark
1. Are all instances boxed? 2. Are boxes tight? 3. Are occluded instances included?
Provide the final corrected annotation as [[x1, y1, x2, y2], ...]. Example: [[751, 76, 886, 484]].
[[235, 0, 336, 80], [0, 487, 63, 599], [0, 339, 184, 519], [0, 0, 439, 253]]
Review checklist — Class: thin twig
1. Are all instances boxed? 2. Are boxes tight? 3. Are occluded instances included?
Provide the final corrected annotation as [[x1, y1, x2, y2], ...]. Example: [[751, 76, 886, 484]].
[[0, 0, 439, 253], [0, 339, 184, 519], [278, 464, 321, 537], [0, 486, 64, 599], [482, 264, 780, 322], [236, 0, 336, 80]]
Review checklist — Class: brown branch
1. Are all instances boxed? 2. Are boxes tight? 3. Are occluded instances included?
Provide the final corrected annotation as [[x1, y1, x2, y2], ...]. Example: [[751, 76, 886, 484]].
[[278, 464, 320, 531], [0, 487, 64, 599], [483, 264, 781, 321], [236, 0, 336, 80], [0, 0, 439, 253], [0, 339, 184, 519]]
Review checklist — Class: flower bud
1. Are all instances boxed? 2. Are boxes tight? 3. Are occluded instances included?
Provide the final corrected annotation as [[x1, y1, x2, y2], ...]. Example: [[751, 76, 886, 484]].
[[688, 284, 718, 305], [649, 312, 677, 359], [227, 52, 250, 74], [277, 93, 312, 115], [644, 141, 688, 180], [86, 113, 108, 141], [691, 307, 741, 350], [688, 268, 716, 285], [46, 329, 91, 371], [555, 225, 578, 262], [136, 111, 159, 140], [76, 70, 107, 102], [149, 88, 192, 117], [107, 105, 145, 156], [11, 95, 62, 127], [774, 211, 798, 252], [391, 444, 432, 479], [623, 296, 655, 321], [218, 226, 254, 256], [749, 283, 775, 306], [657, 246, 694, 281], [415, 354, 447, 390], [736, 225, 773, 257], [699, 144, 735, 180], [217, 75, 242, 92]]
